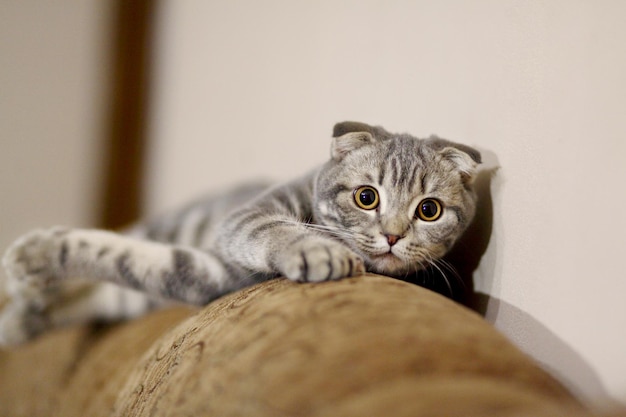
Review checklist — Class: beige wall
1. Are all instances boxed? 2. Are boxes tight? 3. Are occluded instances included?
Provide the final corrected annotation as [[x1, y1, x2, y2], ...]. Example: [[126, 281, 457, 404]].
[[0, 2, 111, 249], [146, 0, 626, 408]]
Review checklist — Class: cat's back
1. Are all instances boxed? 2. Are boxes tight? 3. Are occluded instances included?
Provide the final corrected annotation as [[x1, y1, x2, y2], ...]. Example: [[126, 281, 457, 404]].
[[129, 182, 272, 247]]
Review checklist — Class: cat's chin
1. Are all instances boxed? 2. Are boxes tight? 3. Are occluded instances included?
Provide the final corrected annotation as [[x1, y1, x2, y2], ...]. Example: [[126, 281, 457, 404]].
[[366, 253, 412, 276]]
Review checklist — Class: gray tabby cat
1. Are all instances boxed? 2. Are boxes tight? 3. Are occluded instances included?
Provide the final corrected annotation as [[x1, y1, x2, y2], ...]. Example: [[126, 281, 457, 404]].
[[0, 122, 481, 346]]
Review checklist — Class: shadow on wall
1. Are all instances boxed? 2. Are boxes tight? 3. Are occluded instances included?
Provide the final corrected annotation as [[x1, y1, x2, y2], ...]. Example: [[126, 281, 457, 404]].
[[432, 154, 609, 405], [448, 166, 497, 303], [479, 294, 610, 404]]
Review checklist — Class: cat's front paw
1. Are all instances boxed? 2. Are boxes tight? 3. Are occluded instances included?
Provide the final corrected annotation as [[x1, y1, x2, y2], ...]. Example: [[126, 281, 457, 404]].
[[2, 227, 69, 303], [276, 238, 365, 283]]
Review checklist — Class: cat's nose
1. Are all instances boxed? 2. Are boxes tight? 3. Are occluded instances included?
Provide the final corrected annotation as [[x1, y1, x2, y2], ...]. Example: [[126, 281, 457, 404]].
[[385, 234, 402, 246]]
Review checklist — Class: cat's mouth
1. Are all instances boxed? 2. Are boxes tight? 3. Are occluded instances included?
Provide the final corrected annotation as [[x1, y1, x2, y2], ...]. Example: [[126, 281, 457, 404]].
[[367, 251, 407, 273], [370, 252, 398, 260]]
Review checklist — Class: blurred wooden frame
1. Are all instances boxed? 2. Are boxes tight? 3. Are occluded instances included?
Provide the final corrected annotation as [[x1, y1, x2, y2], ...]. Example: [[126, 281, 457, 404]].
[[99, 0, 156, 230]]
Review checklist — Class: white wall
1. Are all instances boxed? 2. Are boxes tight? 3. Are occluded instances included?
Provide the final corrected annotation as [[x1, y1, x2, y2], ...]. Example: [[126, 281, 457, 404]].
[[0, 2, 111, 252], [146, 0, 626, 408]]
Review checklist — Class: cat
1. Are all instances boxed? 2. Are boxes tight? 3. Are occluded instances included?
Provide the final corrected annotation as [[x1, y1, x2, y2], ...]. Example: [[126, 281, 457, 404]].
[[0, 121, 481, 346]]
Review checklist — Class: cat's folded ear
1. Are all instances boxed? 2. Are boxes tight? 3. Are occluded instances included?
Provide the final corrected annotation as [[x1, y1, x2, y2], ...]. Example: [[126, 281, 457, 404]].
[[427, 136, 482, 183], [331, 122, 374, 161], [333, 121, 374, 138], [331, 121, 390, 161], [332, 121, 392, 140], [331, 131, 373, 161]]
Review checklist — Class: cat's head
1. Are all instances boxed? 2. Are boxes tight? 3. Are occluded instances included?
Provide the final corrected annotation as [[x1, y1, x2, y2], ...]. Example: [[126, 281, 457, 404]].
[[314, 121, 481, 278]]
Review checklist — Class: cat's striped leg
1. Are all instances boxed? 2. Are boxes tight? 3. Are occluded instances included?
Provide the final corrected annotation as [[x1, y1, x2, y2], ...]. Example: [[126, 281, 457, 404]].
[[206, 175, 365, 282], [0, 227, 236, 345], [3, 227, 237, 304], [217, 210, 366, 283]]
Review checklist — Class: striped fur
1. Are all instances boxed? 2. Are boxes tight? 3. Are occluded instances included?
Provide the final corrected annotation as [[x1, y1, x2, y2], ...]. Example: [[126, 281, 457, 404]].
[[0, 122, 481, 345]]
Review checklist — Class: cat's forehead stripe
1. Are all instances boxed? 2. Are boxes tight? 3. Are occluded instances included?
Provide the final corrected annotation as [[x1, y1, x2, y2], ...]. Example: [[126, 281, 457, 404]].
[[377, 160, 386, 186], [406, 164, 420, 191], [379, 139, 427, 194], [420, 172, 428, 194]]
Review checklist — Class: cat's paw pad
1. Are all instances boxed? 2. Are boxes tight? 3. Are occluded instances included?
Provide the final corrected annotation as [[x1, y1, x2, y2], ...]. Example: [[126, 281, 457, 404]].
[[0, 302, 48, 346], [2, 227, 69, 298], [278, 238, 364, 283]]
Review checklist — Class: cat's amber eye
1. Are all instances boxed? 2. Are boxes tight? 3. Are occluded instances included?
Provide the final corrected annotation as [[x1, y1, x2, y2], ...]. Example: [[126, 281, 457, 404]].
[[416, 198, 442, 221], [354, 186, 379, 210]]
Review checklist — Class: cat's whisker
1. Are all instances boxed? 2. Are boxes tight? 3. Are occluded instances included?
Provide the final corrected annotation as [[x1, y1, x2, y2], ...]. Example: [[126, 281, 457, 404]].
[[435, 258, 466, 292], [303, 223, 352, 235], [288, 221, 355, 239], [422, 252, 454, 298], [408, 260, 427, 282], [272, 218, 348, 240]]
